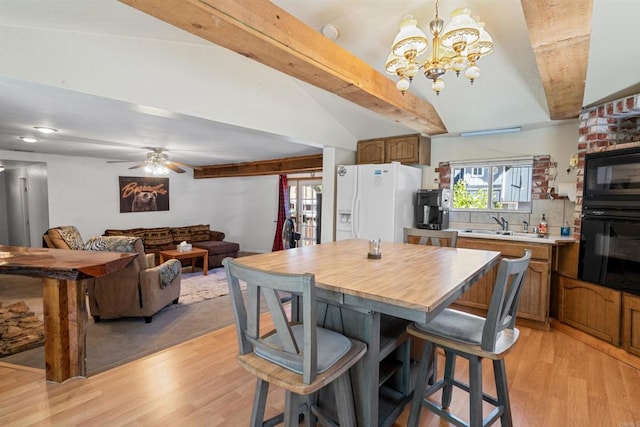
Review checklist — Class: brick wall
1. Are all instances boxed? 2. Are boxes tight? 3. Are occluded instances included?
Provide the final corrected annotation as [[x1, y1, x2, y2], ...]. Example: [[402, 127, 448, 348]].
[[575, 93, 640, 236]]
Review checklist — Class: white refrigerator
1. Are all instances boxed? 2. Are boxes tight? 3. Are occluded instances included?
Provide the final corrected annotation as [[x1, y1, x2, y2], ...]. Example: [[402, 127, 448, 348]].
[[335, 163, 422, 242]]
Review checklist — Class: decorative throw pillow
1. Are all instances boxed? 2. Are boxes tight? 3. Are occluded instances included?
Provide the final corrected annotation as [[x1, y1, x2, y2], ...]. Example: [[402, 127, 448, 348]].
[[159, 259, 182, 288], [190, 224, 210, 242], [50, 226, 84, 250], [170, 227, 192, 244], [85, 236, 138, 253], [104, 228, 145, 239], [144, 228, 173, 247]]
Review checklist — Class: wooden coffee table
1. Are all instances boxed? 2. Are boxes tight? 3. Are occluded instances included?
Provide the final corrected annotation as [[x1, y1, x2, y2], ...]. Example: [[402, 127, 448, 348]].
[[159, 247, 208, 275]]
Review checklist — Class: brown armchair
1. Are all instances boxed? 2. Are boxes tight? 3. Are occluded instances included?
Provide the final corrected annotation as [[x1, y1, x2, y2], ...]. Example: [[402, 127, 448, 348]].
[[84, 236, 182, 324]]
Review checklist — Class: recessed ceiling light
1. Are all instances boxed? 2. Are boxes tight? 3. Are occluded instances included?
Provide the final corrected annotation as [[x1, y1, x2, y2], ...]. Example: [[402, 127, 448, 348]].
[[34, 126, 58, 134], [321, 24, 339, 40], [0, 166, 5, 172], [19, 136, 38, 143]]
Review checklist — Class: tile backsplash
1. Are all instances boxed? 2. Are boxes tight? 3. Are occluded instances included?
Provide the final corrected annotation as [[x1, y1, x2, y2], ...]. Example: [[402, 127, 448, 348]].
[[449, 199, 576, 235]]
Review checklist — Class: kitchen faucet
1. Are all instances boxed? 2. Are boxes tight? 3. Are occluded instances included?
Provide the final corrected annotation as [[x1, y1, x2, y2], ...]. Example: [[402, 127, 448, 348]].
[[490, 215, 509, 231]]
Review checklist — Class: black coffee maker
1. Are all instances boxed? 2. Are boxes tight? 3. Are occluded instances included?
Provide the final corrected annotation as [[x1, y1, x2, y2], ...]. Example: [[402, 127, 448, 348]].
[[415, 189, 451, 230]]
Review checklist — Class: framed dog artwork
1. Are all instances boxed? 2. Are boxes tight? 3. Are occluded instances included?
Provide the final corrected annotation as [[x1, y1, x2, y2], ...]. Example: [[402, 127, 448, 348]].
[[119, 176, 170, 213]]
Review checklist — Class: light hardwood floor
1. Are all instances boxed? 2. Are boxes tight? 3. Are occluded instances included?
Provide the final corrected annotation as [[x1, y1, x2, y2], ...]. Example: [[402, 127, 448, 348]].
[[1, 318, 639, 426]]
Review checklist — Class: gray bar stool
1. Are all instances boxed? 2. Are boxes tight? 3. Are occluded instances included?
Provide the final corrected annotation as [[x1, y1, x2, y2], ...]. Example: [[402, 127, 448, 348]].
[[223, 257, 367, 426], [406, 249, 532, 427]]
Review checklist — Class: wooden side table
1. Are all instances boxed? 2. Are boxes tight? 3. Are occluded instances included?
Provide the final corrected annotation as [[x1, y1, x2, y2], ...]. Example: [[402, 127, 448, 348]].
[[159, 248, 208, 275]]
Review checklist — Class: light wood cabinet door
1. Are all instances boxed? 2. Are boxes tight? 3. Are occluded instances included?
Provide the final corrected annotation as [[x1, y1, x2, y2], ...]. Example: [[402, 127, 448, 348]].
[[454, 237, 551, 329], [357, 134, 431, 165], [356, 139, 385, 164], [558, 276, 621, 345], [517, 259, 549, 323], [622, 293, 640, 357], [385, 135, 426, 164]]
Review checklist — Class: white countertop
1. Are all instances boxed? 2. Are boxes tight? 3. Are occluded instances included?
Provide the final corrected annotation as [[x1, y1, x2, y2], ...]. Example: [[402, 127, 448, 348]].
[[449, 229, 576, 245]]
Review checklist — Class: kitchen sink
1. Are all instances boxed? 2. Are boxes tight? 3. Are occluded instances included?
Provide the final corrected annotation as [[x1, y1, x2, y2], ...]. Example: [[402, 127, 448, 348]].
[[462, 229, 546, 238]]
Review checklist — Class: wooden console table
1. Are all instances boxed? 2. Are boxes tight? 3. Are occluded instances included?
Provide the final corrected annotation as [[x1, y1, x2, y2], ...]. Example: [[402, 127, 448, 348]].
[[0, 245, 136, 383]]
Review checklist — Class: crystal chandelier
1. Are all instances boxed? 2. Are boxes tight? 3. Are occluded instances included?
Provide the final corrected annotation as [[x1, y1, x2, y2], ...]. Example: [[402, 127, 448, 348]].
[[144, 151, 170, 176], [385, 0, 493, 96]]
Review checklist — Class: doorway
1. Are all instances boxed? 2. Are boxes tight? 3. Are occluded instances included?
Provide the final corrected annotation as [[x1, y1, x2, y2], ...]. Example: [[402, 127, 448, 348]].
[[288, 178, 322, 247], [0, 161, 50, 247]]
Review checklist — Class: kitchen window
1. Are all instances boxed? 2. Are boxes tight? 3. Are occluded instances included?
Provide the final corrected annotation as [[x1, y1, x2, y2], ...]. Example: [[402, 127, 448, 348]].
[[450, 158, 533, 212]]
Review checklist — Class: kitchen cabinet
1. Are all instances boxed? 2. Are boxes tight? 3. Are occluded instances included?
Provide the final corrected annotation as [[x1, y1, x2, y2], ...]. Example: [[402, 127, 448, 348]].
[[622, 293, 640, 357], [557, 276, 621, 345], [357, 134, 430, 165], [453, 237, 552, 329]]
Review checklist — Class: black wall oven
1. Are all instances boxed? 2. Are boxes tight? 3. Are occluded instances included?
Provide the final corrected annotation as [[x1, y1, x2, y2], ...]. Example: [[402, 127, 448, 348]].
[[579, 146, 640, 295]]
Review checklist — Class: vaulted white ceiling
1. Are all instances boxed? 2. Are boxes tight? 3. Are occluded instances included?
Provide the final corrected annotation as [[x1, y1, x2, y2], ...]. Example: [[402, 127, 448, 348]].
[[0, 0, 638, 169]]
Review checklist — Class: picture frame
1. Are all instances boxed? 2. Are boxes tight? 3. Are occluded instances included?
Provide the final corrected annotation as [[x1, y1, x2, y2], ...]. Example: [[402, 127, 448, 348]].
[[118, 176, 169, 213]]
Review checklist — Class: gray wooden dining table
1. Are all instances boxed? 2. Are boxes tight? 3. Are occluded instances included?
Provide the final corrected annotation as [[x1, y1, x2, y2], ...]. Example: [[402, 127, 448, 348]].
[[235, 238, 500, 426]]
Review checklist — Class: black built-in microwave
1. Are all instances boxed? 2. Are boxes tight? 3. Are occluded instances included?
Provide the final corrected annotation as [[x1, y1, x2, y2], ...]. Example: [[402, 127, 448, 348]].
[[582, 146, 640, 211]]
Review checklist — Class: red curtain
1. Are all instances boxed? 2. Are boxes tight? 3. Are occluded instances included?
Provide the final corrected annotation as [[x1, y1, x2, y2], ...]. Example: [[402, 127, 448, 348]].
[[272, 175, 288, 251]]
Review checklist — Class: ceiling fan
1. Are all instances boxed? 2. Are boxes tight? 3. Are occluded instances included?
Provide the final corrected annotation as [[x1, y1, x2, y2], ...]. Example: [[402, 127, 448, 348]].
[[107, 148, 195, 175]]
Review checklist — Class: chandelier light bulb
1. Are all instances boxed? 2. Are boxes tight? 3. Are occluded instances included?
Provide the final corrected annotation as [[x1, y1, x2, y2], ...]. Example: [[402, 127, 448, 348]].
[[465, 65, 481, 83], [405, 63, 419, 79], [452, 57, 467, 76], [432, 78, 445, 95], [396, 77, 411, 93]]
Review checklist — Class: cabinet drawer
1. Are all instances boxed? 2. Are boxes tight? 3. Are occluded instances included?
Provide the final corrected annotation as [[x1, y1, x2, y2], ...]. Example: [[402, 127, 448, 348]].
[[458, 237, 551, 260]]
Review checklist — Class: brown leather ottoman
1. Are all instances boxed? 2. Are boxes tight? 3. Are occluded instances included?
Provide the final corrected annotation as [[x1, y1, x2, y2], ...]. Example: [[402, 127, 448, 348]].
[[192, 240, 240, 268]]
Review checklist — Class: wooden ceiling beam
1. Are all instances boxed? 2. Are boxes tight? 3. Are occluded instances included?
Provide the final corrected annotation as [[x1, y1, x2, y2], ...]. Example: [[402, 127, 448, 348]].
[[119, 0, 447, 136], [521, 0, 593, 120], [193, 154, 323, 179]]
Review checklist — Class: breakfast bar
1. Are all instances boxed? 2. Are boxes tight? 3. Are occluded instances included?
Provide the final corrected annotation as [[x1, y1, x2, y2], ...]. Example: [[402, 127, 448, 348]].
[[0, 245, 136, 383], [235, 239, 500, 426]]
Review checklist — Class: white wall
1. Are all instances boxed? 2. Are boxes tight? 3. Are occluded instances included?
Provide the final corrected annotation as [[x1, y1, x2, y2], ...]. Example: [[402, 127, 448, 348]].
[[0, 150, 279, 253]]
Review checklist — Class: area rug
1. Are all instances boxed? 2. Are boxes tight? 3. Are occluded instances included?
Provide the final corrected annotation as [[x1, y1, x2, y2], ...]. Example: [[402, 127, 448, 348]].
[[169, 266, 243, 307], [0, 267, 242, 375]]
